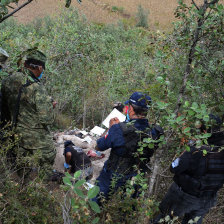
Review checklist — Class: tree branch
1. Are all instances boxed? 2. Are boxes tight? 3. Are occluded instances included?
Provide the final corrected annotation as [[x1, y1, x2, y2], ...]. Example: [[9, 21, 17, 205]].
[[208, 0, 219, 5], [192, 0, 199, 10], [175, 0, 219, 114], [0, 0, 33, 23]]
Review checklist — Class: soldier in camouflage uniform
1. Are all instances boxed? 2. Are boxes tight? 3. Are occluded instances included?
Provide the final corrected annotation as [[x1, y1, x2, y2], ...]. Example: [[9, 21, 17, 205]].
[[1, 49, 56, 168], [0, 48, 9, 124], [0, 47, 9, 70]]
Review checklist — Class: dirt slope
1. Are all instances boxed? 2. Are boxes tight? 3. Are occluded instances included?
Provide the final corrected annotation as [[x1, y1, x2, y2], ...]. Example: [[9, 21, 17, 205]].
[[9, 0, 206, 30]]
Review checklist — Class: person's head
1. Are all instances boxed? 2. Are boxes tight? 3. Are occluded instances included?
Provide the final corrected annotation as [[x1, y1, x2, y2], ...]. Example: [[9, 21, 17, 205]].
[[63, 140, 74, 156], [198, 114, 224, 146], [113, 102, 124, 113], [64, 140, 74, 148], [0, 48, 9, 70], [23, 49, 46, 79], [199, 114, 222, 133], [125, 92, 151, 119]]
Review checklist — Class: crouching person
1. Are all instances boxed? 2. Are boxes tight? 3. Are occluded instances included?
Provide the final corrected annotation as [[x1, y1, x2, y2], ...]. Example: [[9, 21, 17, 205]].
[[63, 140, 93, 180]]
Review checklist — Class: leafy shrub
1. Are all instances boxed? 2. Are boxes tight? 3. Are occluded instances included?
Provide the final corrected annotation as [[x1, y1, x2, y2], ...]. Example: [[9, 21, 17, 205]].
[[0, 2, 223, 222], [111, 6, 124, 13], [62, 171, 101, 224], [0, 129, 63, 224], [62, 171, 159, 224], [136, 5, 149, 28]]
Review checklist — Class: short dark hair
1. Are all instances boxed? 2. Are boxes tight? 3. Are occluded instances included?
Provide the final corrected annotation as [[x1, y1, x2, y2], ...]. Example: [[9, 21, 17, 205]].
[[130, 103, 148, 116], [25, 58, 45, 69], [113, 103, 124, 113]]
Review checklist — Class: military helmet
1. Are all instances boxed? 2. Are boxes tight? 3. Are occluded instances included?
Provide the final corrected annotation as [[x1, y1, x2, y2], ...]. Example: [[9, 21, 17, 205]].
[[25, 49, 47, 64], [0, 47, 9, 64]]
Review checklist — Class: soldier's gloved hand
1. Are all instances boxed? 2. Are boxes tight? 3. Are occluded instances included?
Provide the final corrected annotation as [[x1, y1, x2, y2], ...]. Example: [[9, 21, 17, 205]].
[[64, 162, 70, 169]]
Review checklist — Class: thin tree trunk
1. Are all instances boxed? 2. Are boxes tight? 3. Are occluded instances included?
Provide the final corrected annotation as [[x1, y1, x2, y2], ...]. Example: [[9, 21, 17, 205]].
[[175, 0, 219, 115], [83, 95, 86, 129], [148, 148, 163, 195]]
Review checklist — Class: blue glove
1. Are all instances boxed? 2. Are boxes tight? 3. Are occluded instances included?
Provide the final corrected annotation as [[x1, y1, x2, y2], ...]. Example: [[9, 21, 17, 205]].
[[64, 162, 70, 169], [95, 150, 102, 156]]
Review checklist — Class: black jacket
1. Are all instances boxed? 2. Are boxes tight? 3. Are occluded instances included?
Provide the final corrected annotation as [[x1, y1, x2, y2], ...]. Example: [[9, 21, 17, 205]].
[[171, 145, 224, 197], [64, 142, 91, 173]]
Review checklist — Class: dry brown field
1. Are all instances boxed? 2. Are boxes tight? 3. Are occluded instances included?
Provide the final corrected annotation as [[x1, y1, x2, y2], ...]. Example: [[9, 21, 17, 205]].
[[10, 0, 211, 31]]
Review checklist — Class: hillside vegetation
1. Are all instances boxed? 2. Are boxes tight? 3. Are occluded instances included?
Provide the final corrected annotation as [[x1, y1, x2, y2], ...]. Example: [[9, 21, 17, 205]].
[[0, 0, 224, 223], [8, 0, 203, 30]]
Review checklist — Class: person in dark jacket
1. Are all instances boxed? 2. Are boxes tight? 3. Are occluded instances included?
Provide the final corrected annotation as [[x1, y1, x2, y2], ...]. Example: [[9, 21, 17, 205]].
[[64, 140, 93, 180], [153, 125, 224, 224], [93, 92, 163, 204], [0, 48, 9, 126]]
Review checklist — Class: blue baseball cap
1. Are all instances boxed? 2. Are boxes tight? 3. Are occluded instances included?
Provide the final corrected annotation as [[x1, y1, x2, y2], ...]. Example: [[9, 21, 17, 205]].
[[125, 92, 151, 109]]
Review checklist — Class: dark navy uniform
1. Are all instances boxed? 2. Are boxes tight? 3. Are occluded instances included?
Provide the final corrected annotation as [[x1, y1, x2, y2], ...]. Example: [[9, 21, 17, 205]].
[[155, 144, 224, 224], [94, 119, 161, 204], [64, 141, 92, 179]]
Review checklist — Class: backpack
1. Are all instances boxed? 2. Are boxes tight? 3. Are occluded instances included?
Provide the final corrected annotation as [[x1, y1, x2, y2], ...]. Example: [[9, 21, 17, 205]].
[[106, 122, 163, 174], [1, 79, 36, 130], [0, 78, 36, 153], [120, 122, 163, 170]]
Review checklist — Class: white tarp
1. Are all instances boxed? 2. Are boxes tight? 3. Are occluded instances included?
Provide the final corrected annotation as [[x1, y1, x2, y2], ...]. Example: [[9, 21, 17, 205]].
[[90, 126, 106, 136]]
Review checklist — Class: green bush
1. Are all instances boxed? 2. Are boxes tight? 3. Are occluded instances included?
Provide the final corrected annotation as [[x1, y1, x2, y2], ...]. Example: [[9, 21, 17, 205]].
[[0, 2, 223, 222], [111, 6, 124, 13], [0, 128, 63, 224], [136, 5, 149, 28]]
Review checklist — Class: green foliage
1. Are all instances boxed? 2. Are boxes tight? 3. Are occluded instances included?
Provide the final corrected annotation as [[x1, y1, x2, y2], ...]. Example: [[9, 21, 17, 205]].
[[0, 1, 224, 222], [99, 174, 159, 223], [0, 178, 63, 223], [62, 170, 159, 223], [111, 6, 124, 13], [62, 171, 101, 223], [0, 9, 156, 128], [173, 0, 224, 109], [136, 4, 149, 28], [0, 129, 63, 224]]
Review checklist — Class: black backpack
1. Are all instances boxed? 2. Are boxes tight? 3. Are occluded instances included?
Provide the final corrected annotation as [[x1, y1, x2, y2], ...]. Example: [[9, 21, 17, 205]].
[[120, 122, 163, 170]]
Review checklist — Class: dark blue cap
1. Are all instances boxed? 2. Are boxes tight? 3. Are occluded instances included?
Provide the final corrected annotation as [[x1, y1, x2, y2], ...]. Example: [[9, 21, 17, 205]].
[[125, 92, 151, 109]]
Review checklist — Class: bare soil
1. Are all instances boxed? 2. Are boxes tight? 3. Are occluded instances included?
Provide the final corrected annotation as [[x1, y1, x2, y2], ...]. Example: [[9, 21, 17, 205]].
[[9, 0, 207, 31]]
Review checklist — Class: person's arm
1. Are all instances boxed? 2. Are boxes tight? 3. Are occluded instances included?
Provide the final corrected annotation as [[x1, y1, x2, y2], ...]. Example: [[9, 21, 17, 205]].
[[64, 146, 72, 171], [34, 84, 54, 125], [96, 123, 122, 151], [65, 152, 72, 164]]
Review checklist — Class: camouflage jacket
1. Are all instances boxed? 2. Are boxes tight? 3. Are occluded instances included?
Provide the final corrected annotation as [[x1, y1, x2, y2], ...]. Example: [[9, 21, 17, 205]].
[[1, 69, 56, 163]]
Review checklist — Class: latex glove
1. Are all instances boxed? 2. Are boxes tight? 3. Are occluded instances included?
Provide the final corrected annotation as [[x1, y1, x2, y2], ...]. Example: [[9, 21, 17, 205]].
[[64, 162, 70, 169], [95, 150, 102, 157]]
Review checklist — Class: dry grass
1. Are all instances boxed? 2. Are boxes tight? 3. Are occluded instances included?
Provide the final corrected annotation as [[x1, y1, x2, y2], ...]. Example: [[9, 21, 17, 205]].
[[9, 0, 216, 31]]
